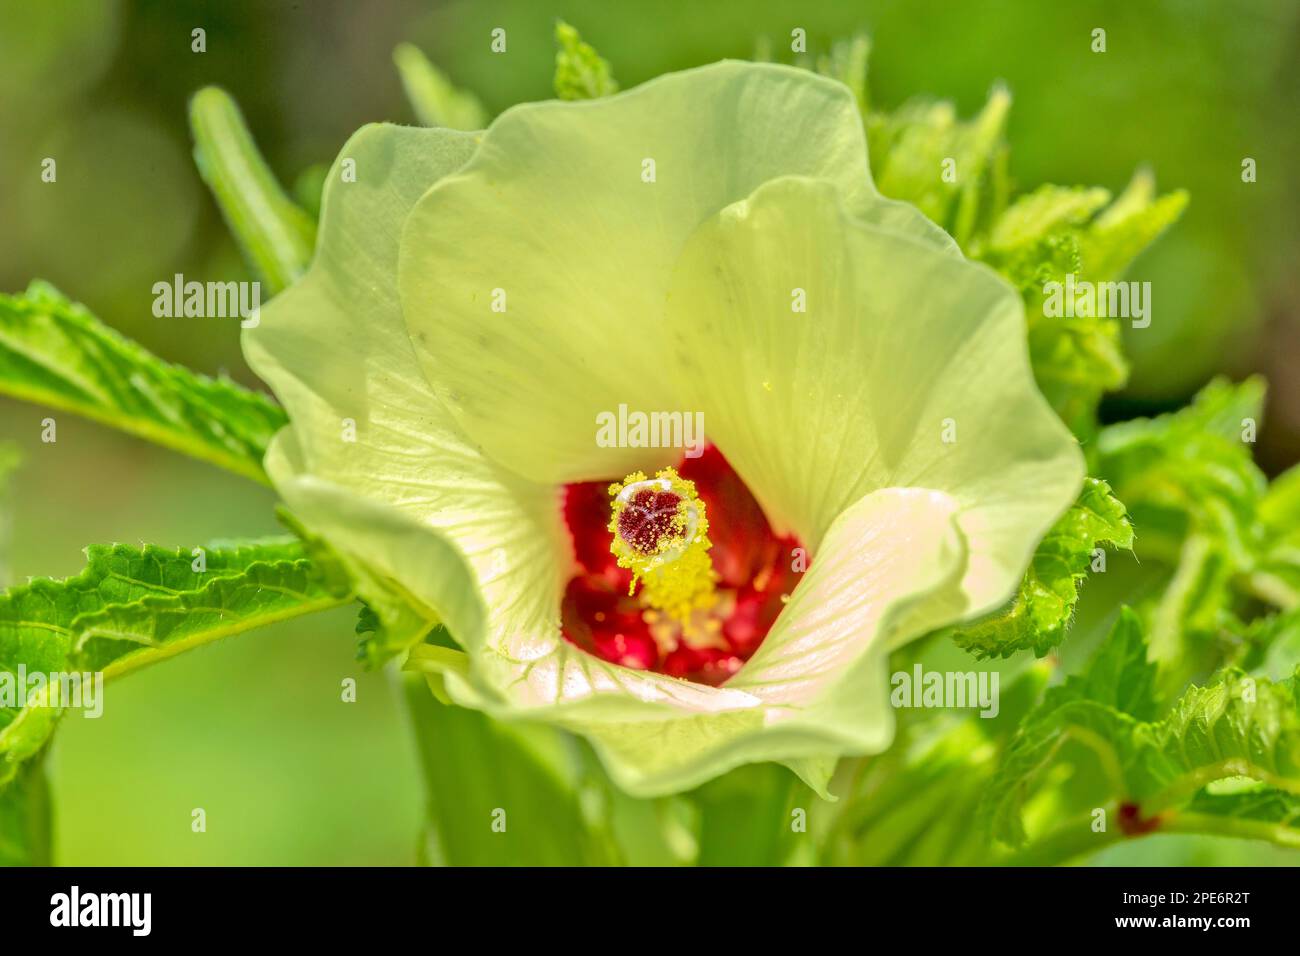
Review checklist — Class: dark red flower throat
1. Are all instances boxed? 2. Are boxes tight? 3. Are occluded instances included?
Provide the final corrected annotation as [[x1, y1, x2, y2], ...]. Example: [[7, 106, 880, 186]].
[[561, 445, 803, 686]]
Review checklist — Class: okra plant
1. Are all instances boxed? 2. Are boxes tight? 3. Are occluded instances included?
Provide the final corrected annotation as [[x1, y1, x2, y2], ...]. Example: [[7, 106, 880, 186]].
[[2, 26, 1297, 867]]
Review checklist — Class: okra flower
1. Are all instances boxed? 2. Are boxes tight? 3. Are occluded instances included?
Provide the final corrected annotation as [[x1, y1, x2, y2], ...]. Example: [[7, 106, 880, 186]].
[[245, 62, 1083, 797]]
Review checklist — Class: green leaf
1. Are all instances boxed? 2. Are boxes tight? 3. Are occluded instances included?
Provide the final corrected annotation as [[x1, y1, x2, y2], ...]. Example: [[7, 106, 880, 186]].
[[1025, 302, 1128, 441], [867, 85, 1010, 247], [1241, 609, 1300, 679], [950, 478, 1133, 659], [1066, 606, 1161, 719], [189, 86, 317, 294], [0, 538, 347, 785], [1098, 378, 1269, 687], [975, 174, 1184, 440], [401, 670, 610, 866], [0, 282, 286, 484], [1144, 533, 1239, 691], [1184, 784, 1300, 829], [1142, 669, 1300, 809], [985, 185, 1112, 254], [1260, 463, 1300, 533], [986, 611, 1300, 846], [988, 700, 1136, 847], [72, 554, 344, 676], [805, 37, 1186, 442], [1099, 376, 1266, 564], [982, 608, 1154, 844], [1251, 464, 1300, 610], [983, 172, 1186, 290], [553, 20, 618, 100], [392, 43, 487, 130], [828, 661, 1052, 865], [1080, 169, 1189, 283]]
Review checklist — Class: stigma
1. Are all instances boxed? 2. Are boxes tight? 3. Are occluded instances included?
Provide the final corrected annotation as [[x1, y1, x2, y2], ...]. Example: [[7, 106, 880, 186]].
[[608, 468, 718, 629]]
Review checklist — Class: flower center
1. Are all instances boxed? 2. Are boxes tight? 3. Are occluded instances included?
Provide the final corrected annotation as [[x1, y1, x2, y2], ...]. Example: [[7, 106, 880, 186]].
[[560, 446, 804, 686], [608, 468, 717, 632]]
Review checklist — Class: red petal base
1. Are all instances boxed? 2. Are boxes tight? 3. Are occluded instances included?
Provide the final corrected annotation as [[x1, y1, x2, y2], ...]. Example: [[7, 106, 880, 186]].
[[560, 445, 803, 685]]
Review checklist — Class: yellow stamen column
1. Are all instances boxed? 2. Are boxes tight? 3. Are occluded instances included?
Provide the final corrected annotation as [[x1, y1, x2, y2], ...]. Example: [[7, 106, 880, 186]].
[[607, 468, 718, 628]]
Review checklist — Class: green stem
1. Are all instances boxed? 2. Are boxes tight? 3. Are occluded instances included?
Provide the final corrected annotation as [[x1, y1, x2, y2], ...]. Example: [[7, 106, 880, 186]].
[[189, 87, 316, 294]]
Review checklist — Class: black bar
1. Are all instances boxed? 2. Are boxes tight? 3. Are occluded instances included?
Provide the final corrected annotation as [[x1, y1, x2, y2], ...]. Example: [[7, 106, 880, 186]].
[[0, 867, 1281, 940]]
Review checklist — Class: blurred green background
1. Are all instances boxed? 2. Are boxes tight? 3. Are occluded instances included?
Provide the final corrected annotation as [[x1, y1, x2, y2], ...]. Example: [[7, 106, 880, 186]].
[[0, 0, 1296, 864]]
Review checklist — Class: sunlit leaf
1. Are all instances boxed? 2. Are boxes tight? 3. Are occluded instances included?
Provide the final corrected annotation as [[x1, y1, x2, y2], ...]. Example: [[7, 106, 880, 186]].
[[0, 283, 285, 484], [950, 478, 1133, 659], [0, 538, 346, 786]]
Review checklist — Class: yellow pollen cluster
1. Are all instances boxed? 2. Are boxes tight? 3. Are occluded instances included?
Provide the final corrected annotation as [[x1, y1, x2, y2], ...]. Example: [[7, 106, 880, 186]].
[[608, 468, 718, 628]]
